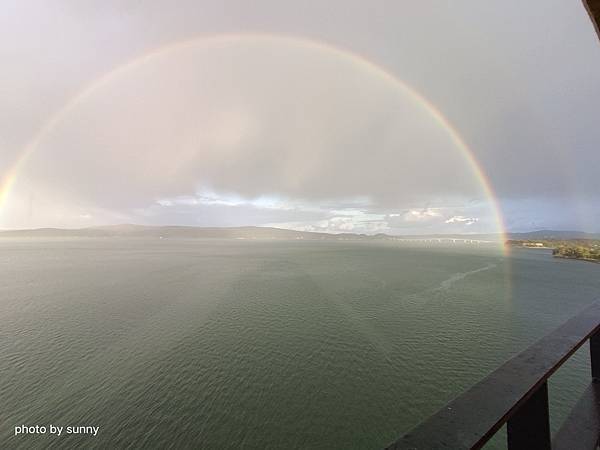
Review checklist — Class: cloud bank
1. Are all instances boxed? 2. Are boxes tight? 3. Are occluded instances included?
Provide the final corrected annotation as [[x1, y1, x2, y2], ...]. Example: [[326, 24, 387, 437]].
[[2, 1, 599, 232], [2, 38, 497, 234]]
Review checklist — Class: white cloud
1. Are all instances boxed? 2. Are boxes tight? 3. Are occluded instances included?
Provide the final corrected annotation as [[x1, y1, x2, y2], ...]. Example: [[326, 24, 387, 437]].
[[445, 215, 479, 225], [266, 209, 389, 234], [400, 208, 443, 222], [157, 191, 295, 210]]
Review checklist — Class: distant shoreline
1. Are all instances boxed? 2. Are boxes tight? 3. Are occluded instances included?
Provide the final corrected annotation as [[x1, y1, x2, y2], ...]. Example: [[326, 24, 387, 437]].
[[553, 254, 600, 264], [0, 224, 503, 242], [508, 239, 600, 264]]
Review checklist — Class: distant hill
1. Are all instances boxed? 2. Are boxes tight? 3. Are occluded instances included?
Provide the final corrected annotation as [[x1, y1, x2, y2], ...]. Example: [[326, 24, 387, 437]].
[[0, 225, 367, 240], [504, 230, 600, 240], [0, 225, 597, 241]]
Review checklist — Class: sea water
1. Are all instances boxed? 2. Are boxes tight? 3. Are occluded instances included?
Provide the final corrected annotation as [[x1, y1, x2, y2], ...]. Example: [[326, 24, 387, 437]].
[[1, 239, 598, 449]]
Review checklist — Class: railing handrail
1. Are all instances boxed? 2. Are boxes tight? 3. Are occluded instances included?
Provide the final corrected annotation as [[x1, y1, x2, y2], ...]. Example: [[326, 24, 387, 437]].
[[386, 299, 600, 449]]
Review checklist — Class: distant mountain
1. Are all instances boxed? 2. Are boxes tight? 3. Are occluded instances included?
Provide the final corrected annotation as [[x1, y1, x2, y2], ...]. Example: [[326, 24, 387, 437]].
[[0, 225, 368, 240], [504, 230, 600, 240], [0, 225, 597, 241]]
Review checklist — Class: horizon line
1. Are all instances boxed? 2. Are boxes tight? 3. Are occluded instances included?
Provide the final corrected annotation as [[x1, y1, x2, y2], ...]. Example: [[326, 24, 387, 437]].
[[0, 223, 597, 237]]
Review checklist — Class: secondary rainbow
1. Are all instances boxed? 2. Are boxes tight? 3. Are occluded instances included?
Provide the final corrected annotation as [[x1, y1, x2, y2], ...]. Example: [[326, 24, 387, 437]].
[[0, 33, 507, 241]]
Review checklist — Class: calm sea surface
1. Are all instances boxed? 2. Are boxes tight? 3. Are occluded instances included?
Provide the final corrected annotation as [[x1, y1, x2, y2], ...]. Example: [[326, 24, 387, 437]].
[[1, 239, 599, 449]]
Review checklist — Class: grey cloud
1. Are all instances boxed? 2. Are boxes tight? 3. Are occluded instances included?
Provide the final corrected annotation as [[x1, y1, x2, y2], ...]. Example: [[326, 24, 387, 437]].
[[1, 0, 599, 232], [10, 39, 489, 217]]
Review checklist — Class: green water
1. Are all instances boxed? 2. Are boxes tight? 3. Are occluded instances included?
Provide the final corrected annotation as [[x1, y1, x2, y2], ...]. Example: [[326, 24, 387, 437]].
[[1, 239, 599, 449]]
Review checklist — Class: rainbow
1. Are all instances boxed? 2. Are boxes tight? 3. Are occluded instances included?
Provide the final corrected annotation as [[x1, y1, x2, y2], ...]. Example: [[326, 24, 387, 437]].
[[0, 33, 506, 242]]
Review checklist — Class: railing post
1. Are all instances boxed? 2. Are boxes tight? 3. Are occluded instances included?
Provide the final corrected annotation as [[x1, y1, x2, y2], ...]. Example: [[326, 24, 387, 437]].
[[506, 382, 551, 450], [590, 330, 600, 381]]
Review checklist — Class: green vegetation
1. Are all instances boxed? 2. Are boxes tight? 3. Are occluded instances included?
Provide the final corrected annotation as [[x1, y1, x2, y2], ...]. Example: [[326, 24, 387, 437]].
[[507, 239, 600, 263], [552, 241, 600, 262]]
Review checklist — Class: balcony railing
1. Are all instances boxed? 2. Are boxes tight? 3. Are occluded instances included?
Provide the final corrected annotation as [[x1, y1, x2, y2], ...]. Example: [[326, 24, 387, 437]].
[[386, 300, 600, 450]]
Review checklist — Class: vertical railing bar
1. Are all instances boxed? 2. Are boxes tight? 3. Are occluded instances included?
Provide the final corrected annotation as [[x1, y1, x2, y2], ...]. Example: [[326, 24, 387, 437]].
[[590, 331, 600, 381], [506, 382, 551, 450]]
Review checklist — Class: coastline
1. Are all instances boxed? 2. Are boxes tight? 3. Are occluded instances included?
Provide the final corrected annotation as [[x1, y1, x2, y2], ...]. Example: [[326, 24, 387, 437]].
[[553, 254, 600, 264]]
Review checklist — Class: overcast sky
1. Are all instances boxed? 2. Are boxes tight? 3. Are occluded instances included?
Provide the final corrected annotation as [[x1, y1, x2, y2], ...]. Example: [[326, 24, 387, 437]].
[[1, 0, 599, 234]]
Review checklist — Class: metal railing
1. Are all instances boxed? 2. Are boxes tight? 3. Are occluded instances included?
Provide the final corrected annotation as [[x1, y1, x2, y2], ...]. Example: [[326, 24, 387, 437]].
[[386, 300, 600, 450]]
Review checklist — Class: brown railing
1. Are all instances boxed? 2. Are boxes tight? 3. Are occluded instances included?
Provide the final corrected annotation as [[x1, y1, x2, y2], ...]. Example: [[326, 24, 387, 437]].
[[386, 300, 600, 450]]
